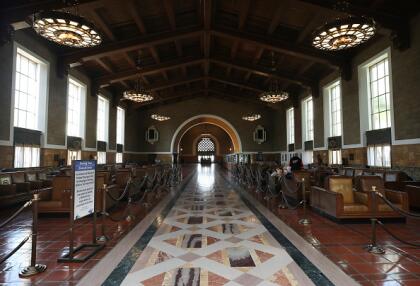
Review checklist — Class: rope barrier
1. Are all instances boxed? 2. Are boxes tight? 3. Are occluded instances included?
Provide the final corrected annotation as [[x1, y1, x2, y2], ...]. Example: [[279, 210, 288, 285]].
[[0, 200, 33, 229], [376, 192, 420, 219], [377, 221, 420, 247], [0, 234, 31, 265]]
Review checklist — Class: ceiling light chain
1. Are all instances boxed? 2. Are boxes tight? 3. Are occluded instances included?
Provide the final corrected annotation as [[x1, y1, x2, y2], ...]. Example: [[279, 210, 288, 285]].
[[259, 51, 289, 104], [122, 55, 154, 103]]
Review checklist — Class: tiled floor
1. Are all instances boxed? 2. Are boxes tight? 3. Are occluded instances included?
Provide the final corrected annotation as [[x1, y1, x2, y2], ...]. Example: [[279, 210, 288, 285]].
[[272, 207, 420, 286], [102, 164, 335, 286], [0, 166, 193, 286], [1, 165, 419, 286]]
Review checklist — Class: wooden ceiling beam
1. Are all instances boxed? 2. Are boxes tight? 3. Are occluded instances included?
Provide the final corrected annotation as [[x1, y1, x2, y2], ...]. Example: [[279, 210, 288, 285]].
[[238, 0, 251, 30], [96, 57, 114, 73], [0, 0, 100, 23], [298, 0, 404, 31], [267, 1, 291, 34], [86, 8, 116, 41], [61, 26, 203, 64], [96, 56, 204, 86], [163, 0, 176, 30], [211, 27, 344, 67], [208, 88, 273, 108], [127, 0, 147, 34], [133, 89, 205, 109], [208, 75, 263, 93], [210, 57, 317, 88]]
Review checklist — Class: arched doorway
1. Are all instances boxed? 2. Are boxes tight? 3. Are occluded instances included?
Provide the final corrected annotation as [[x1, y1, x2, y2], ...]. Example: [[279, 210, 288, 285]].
[[171, 114, 242, 153], [197, 137, 216, 163]]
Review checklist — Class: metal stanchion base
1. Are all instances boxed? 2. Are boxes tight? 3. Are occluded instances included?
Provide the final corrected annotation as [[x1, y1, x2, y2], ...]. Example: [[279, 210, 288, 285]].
[[299, 218, 312, 225], [96, 235, 109, 243], [365, 244, 385, 254], [278, 204, 287, 209], [19, 264, 47, 278]]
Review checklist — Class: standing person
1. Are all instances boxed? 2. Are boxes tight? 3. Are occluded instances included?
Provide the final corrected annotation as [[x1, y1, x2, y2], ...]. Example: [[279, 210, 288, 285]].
[[289, 154, 303, 171]]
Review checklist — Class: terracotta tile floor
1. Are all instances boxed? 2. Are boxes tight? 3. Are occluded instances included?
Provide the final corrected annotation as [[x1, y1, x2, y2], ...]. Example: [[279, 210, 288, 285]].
[[250, 191, 420, 286], [0, 167, 193, 285]]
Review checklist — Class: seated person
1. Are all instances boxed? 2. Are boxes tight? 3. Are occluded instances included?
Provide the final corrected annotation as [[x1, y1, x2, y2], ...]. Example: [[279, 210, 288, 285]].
[[289, 155, 303, 171]]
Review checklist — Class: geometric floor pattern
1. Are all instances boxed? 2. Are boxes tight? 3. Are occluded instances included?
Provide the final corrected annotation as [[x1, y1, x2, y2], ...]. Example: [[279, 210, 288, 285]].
[[120, 165, 314, 285]]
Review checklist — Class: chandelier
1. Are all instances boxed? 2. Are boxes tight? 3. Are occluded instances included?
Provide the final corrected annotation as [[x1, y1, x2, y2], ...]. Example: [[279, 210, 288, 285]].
[[33, 11, 102, 48], [312, 1, 375, 51], [259, 52, 289, 103], [123, 56, 154, 103], [151, 114, 170, 121], [242, 114, 261, 122]]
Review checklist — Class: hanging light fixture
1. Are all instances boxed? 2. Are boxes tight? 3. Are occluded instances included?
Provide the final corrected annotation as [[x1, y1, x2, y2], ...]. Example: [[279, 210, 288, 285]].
[[312, 1, 376, 51], [259, 52, 289, 103], [242, 114, 261, 122], [151, 114, 170, 121], [122, 54, 154, 103], [32, 1, 102, 48]]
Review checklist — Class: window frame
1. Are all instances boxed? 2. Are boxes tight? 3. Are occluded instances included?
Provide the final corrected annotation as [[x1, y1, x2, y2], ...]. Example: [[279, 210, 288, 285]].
[[14, 145, 40, 168], [66, 77, 86, 138], [302, 96, 314, 142], [13, 46, 49, 133], [367, 144, 391, 168], [116, 106, 125, 146], [96, 95, 109, 144], [97, 151, 106, 164], [286, 107, 295, 145]]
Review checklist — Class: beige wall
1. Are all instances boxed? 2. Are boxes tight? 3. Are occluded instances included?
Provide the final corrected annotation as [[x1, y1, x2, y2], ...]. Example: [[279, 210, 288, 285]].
[[126, 96, 280, 153]]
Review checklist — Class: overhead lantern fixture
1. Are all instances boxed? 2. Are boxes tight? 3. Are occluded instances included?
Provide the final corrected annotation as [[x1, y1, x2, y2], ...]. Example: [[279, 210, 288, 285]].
[[122, 54, 154, 103], [259, 52, 289, 104], [242, 114, 261, 122], [312, 1, 376, 51], [151, 114, 170, 121], [33, 7, 102, 48]]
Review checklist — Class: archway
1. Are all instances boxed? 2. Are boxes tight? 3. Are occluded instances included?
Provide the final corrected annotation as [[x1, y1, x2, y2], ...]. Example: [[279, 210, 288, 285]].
[[171, 114, 242, 154]]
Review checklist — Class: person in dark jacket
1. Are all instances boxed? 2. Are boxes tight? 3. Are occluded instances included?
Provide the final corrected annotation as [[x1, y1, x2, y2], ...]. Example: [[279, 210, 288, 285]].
[[289, 154, 303, 171]]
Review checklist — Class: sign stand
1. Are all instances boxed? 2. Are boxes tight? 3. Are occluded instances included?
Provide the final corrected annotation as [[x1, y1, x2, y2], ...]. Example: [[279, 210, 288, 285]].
[[58, 160, 104, 263]]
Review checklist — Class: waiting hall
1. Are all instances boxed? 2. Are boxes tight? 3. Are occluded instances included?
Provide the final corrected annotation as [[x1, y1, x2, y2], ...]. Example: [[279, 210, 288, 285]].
[[0, 0, 420, 285]]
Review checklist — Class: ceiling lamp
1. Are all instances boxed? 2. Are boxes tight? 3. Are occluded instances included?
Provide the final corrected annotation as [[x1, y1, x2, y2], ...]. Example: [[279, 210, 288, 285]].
[[33, 11, 102, 48], [151, 114, 170, 121], [312, 1, 375, 51], [242, 114, 261, 122], [259, 52, 289, 103], [122, 55, 154, 103]]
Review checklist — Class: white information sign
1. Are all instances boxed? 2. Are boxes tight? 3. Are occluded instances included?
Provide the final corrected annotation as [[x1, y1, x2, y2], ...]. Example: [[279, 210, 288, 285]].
[[73, 160, 96, 220]]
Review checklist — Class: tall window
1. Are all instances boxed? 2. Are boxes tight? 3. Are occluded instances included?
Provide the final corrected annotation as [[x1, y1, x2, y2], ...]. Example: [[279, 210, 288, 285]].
[[369, 57, 391, 130], [368, 145, 391, 167], [67, 78, 86, 137], [329, 150, 342, 165], [14, 48, 47, 130], [116, 107, 125, 145], [14, 145, 40, 168], [197, 137, 215, 153], [286, 108, 294, 145], [116, 152, 123, 164], [67, 150, 81, 165], [329, 82, 342, 136], [97, 96, 109, 142], [303, 97, 313, 141], [97, 151, 106, 164]]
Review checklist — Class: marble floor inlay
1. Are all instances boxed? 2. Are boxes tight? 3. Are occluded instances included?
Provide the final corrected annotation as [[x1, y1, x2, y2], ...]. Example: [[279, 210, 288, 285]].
[[117, 165, 318, 286]]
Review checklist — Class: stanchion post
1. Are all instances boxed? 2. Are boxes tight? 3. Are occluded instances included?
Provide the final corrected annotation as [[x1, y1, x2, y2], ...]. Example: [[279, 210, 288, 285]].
[[299, 178, 312, 225], [97, 184, 109, 242], [19, 193, 47, 277], [366, 186, 385, 254]]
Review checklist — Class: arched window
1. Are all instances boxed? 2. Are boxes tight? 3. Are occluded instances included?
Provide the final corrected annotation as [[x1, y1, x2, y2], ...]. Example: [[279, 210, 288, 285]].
[[197, 137, 215, 153]]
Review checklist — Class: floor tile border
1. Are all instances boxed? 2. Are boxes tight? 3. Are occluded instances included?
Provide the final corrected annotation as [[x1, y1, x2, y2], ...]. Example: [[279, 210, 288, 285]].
[[219, 171, 359, 286], [77, 170, 196, 286]]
